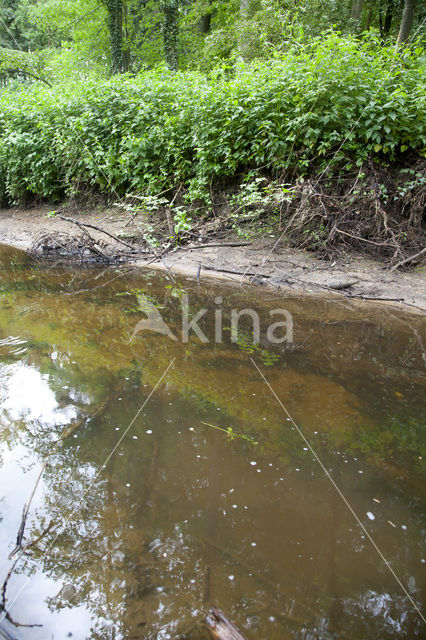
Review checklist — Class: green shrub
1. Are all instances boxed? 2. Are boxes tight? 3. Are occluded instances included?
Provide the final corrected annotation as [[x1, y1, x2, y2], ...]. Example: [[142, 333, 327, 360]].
[[0, 32, 424, 205]]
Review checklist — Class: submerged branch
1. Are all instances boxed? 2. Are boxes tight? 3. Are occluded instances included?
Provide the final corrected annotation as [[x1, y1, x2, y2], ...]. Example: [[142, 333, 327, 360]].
[[198, 536, 355, 640], [206, 607, 248, 640]]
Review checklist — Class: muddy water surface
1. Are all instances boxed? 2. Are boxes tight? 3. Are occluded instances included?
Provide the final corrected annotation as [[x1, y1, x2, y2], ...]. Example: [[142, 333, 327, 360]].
[[0, 244, 425, 639]]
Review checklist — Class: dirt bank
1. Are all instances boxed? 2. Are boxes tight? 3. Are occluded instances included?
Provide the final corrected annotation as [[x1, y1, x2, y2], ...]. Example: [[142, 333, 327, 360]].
[[0, 204, 425, 313]]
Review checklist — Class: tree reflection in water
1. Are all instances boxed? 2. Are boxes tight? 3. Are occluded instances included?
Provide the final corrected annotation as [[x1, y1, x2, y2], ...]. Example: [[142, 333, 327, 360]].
[[0, 244, 424, 639]]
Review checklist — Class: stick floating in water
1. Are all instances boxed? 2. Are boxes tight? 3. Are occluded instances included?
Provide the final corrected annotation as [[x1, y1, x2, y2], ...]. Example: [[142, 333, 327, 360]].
[[206, 607, 249, 640]]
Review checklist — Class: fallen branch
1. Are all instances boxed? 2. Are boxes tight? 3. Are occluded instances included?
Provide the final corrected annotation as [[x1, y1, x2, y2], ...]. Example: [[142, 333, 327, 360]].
[[0, 66, 52, 87], [136, 242, 176, 267], [58, 215, 135, 250], [198, 536, 353, 639], [347, 295, 404, 303], [198, 536, 315, 619], [89, 242, 115, 263], [202, 265, 267, 277], [188, 242, 252, 249], [334, 228, 391, 247], [389, 246, 426, 272], [206, 607, 248, 640]]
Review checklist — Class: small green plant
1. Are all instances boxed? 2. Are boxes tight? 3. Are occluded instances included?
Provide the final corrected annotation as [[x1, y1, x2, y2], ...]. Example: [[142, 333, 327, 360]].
[[173, 206, 192, 236], [201, 421, 258, 445], [396, 170, 425, 198], [226, 326, 281, 364], [119, 194, 169, 216]]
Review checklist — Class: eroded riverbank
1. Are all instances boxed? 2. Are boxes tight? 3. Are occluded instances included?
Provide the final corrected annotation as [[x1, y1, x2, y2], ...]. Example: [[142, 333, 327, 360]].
[[1, 205, 425, 313]]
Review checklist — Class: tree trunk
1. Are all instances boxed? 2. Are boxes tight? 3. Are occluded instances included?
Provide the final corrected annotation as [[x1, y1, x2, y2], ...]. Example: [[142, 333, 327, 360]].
[[106, 0, 124, 74], [396, 0, 417, 45], [122, 0, 130, 72], [364, 6, 373, 30], [351, 0, 363, 31], [383, 0, 395, 37], [238, 0, 251, 58], [198, 13, 212, 35], [162, 0, 179, 71]]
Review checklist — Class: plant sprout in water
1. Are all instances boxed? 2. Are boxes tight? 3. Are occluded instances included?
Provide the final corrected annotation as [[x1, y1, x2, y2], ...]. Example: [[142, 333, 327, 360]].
[[201, 421, 258, 445]]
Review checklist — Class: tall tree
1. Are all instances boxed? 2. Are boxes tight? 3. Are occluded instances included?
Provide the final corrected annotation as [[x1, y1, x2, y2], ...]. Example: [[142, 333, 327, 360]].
[[162, 0, 178, 70], [351, 0, 363, 32], [103, 0, 124, 74], [198, 7, 212, 35], [0, 0, 20, 47], [379, 0, 396, 38], [364, 6, 373, 31], [0, 0, 44, 50], [238, 0, 251, 58], [396, 0, 417, 44]]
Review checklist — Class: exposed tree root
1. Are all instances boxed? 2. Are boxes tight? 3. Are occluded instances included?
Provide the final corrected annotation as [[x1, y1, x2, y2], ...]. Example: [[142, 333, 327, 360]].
[[277, 161, 425, 268], [25, 160, 425, 271]]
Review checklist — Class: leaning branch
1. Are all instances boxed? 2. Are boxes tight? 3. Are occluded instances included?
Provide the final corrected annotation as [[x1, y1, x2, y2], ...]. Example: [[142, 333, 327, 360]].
[[0, 67, 52, 86], [389, 246, 426, 272], [58, 215, 136, 250]]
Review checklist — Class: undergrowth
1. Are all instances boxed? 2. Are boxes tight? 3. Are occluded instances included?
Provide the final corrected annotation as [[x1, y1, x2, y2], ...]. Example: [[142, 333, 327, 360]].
[[0, 32, 425, 262]]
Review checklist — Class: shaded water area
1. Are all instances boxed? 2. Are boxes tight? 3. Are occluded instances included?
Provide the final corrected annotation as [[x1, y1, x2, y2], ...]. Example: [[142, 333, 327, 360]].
[[0, 243, 425, 640]]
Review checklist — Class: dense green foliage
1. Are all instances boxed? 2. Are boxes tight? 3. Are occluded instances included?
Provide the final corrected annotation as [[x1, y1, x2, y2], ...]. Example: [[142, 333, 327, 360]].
[[0, 32, 424, 205], [0, 0, 425, 252], [0, 1, 425, 80]]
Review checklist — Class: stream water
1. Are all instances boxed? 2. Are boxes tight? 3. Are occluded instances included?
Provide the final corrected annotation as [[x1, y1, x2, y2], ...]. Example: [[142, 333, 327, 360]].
[[0, 243, 425, 639]]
